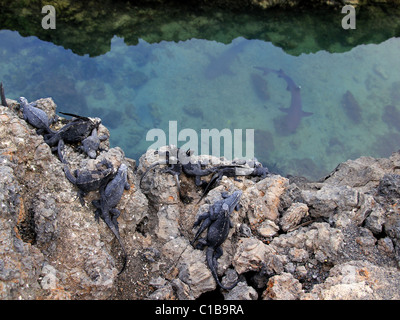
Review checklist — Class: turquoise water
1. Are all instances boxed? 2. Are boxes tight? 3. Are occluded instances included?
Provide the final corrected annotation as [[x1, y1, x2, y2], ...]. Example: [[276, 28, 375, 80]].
[[1, 6, 400, 180]]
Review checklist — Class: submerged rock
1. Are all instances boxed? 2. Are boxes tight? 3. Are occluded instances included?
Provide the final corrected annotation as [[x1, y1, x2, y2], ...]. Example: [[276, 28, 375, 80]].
[[382, 105, 400, 132], [1, 98, 400, 300], [341, 90, 362, 124]]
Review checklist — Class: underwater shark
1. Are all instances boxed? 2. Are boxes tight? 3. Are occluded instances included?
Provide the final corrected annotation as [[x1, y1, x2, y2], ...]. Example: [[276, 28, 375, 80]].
[[254, 66, 312, 134], [204, 39, 249, 80]]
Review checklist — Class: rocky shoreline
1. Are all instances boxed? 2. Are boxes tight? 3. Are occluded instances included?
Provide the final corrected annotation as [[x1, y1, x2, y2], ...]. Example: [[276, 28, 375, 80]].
[[1, 97, 400, 300]]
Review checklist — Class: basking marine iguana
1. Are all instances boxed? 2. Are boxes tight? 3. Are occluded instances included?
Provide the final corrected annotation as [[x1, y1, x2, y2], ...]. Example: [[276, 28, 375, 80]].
[[92, 163, 130, 275], [197, 159, 269, 203], [44, 111, 100, 162], [140, 148, 216, 202], [44, 111, 99, 148], [18, 97, 56, 134], [192, 190, 243, 290], [141, 147, 269, 203], [80, 127, 108, 159], [58, 140, 115, 206]]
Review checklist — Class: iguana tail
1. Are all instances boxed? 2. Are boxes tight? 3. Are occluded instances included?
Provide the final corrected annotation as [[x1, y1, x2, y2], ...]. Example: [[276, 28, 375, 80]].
[[117, 240, 128, 276], [59, 111, 91, 121], [1, 82, 9, 108], [103, 215, 128, 275], [139, 161, 167, 189], [58, 140, 78, 186], [206, 247, 238, 290], [197, 172, 219, 204]]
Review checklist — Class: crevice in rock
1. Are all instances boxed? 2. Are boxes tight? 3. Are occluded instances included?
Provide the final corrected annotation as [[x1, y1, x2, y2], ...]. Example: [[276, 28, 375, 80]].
[[16, 206, 37, 245], [242, 270, 268, 300], [136, 216, 149, 236], [197, 288, 224, 300], [300, 259, 333, 293]]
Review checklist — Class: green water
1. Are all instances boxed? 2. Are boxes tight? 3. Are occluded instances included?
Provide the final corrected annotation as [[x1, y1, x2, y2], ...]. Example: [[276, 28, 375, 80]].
[[1, 3, 400, 180]]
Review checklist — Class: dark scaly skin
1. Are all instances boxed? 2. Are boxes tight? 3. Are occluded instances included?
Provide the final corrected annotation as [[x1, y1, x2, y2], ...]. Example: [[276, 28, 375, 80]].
[[80, 128, 108, 159], [18, 97, 55, 134], [198, 161, 269, 203], [140, 148, 215, 202], [92, 163, 130, 275], [44, 111, 99, 147], [192, 190, 242, 290], [58, 140, 115, 206]]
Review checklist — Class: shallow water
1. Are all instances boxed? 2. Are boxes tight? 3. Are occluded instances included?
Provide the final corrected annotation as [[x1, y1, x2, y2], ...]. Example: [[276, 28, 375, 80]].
[[1, 4, 400, 180]]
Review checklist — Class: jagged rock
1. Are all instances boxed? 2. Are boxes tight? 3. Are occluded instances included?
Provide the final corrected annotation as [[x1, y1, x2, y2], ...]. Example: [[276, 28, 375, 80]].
[[161, 237, 216, 298], [171, 278, 194, 300], [377, 237, 395, 254], [270, 222, 344, 263], [138, 149, 181, 208], [377, 173, 400, 201], [385, 212, 400, 241], [0, 103, 125, 299], [262, 273, 303, 300], [288, 248, 309, 263], [258, 220, 280, 237], [149, 276, 168, 289], [242, 175, 289, 236], [178, 261, 216, 298], [0, 166, 45, 300], [383, 212, 400, 265], [156, 205, 180, 241], [148, 284, 175, 300], [301, 184, 358, 219], [280, 202, 309, 232], [323, 153, 400, 192], [233, 237, 285, 274], [303, 260, 400, 300], [223, 282, 258, 300]]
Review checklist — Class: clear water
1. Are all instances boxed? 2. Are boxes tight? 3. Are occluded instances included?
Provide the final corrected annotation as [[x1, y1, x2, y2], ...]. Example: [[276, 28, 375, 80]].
[[1, 4, 400, 180]]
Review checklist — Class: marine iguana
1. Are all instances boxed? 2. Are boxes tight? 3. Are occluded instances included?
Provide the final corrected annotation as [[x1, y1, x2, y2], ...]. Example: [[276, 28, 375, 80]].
[[162, 159, 219, 202], [18, 97, 56, 134], [139, 148, 176, 189], [92, 163, 130, 275], [1, 82, 8, 108], [44, 112, 100, 162], [44, 111, 99, 148], [80, 127, 108, 159], [58, 140, 115, 206], [140, 148, 216, 202], [197, 160, 269, 203], [192, 190, 243, 290]]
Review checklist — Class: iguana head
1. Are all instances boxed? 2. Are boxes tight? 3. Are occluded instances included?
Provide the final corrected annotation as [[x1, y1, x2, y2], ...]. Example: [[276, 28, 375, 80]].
[[18, 97, 28, 107]]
